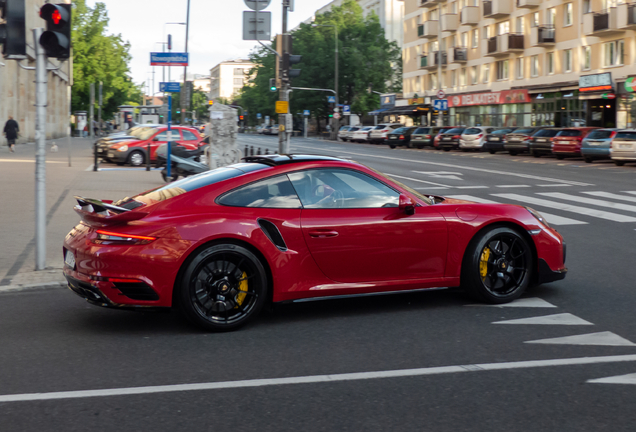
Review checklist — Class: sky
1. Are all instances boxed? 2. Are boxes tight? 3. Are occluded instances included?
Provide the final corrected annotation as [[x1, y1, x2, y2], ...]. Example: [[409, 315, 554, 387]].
[[88, 0, 334, 94]]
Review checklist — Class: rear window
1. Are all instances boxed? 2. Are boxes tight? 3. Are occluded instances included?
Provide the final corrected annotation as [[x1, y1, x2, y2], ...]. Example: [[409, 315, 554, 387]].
[[556, 130, 583, 137], [512, 128, 535, 134], [374, 125, 388, 130], [446, 128, 465, 134], [534, 129, 560, 137], [615, 132, 636, 140], [392, 127, 409, 134], [586, 130, 613, 139], [491, 128, 515, 135], [413, 127, 430, 134], [349, 127, 360, 132], [339, 126, 350, 131], [464, 128, 482, 134]]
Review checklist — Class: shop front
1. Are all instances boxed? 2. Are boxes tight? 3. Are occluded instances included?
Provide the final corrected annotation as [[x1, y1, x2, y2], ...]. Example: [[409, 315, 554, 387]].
[[617, 76, 636, 129], [531, 91, 586, 127], [447, 89, 532, 127], [578, 73, 616, 128]]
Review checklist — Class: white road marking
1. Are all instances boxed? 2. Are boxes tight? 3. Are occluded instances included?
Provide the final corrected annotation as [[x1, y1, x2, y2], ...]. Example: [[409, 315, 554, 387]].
[[290, 144, 593, 186], [496, 184, 531, 188], [386, 173, 451, 188], [588, 373, 636, 385], [454, 185, 489, 189], [465, 297, 558, 308], [493, 194, 636, 223], [583, 191, 636, 204], [493, 313, 593, 326], [412, 171, 464, 181], [536, 184, 573, 187], [0, 159, 66, 164], [2, 355, 636, 402], [526, 331, 636, 347], [447, 195, 498, 204], [539, 192, 636, 214]]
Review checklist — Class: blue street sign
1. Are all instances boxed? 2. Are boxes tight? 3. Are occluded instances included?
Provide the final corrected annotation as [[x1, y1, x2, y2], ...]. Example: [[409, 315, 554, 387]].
[[159, 82, 181, 93], [303, 109, 310, 116], [327, 95, 336, 103], [257, 113, 262, 119], [433, 99, 448, 111], [343, 105, 351, 115], [150, 52, 189, 66]]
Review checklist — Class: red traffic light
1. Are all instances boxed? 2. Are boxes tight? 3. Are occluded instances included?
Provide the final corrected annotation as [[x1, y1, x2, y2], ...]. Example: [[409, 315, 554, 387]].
[[40, 4, 69, 29], [52, 10, 62, 25], [239, 115, 244, 120]]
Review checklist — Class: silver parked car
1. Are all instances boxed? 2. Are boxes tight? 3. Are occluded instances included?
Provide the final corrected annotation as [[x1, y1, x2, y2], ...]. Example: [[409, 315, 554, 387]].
[[368, 123, 402, 144], [338, 126, 352, 141], [350, 126, 374, 143], [459, 126, 496, 150], [610, 130, 636, 166]]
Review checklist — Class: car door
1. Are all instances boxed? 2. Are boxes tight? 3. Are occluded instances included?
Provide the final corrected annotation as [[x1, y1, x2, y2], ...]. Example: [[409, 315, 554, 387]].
[[149, 130, 169, 160], [288, 168, 447, 284], [180, 129, 201, 149]]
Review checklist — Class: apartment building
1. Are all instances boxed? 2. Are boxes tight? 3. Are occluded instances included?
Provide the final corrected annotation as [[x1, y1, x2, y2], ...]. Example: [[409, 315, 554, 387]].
[[401, 0, 636, 128], [208, 59, 255, 101]]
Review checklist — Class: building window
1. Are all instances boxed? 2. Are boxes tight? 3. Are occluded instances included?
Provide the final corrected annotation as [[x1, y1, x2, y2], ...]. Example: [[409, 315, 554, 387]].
[[582, 46, 591, 70], [564, 49, 572, 73], [583, 0, 591, 13], [471, 30, 478, 48], [496, 60, 509, 80], [531, 55, 539, 77], [603, 40, 624, 67], [564, 3, 573, 26], [516, 57, 524, 79], [547, 8, 556, 25], [442, 71, 447, 88], [498, 21, 510, 35], [430, 73, 438, 90], [484, 26, 490, 39], [516, 17, 524, 34], [546, 52, 554, 75], [483, 64, 490, 83], [233, 78, 244, 86], [460, 68, 467, 86], [461, 32, 468, 47], [233, 68, 245, 76], [471, 65, 479, 84], [532, 12, 539, 27], [415, 76, 422, 93], [451, 70, 457, 87]]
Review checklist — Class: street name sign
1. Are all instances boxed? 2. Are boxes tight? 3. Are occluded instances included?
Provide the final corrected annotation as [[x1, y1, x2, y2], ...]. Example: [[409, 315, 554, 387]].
[[150, 52, 188, 66], [242, 11, 271, 41], [244, 0, 271, 10], [275, 100, 289, 114], [433, 99, 448, 111], [159, 82, 180, 92]]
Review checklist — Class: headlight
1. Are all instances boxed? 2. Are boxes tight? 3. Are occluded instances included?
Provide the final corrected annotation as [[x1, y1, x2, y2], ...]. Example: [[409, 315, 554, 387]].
[[526, 207, 551, 229], [116, 145, 128, 152]]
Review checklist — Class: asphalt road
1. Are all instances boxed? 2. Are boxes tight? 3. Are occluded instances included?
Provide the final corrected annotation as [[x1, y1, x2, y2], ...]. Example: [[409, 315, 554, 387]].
[[1, 135, 636, 431]]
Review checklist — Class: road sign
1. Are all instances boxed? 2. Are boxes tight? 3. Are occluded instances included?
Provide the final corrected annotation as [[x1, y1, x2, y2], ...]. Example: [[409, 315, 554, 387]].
[[433, 99, 448, 111], [242, 11, 271, 41], [150, 52, 188, 66], [327, 95, 336, 103], [244, 0, 271, 11], [257, 113, 262, 119], [159, 82, 180, 92], [334, 112, 341, 119], [437, 89, 446, 99], [265, 115, 270, 124], [343, 105, 351, 116], [333, 107, 339, 113], [303, 110, 310, 116], [275, 100, 289, 114]]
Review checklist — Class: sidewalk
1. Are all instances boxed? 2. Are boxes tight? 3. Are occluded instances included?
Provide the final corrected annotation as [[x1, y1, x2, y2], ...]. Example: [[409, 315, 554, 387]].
[[0, 136, 166, 292]]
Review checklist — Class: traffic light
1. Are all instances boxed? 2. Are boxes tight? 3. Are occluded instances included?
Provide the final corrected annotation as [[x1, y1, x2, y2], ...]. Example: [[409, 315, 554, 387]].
[[239, 115, 244, 121], [208, 100, 214, 105], [269, 78, 277, 92], [176, 109, 181, 114], [328, 107, 333, 118], [39, 3, 71, 59], [0, 0, 27, 59]]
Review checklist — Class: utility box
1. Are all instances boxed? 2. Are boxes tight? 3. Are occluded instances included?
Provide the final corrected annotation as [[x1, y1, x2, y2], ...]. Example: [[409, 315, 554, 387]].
[[206, 104, 241, 169]]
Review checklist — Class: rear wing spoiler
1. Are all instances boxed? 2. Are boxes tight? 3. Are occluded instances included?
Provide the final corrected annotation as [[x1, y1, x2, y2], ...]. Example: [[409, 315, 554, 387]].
[[74, 196, 148, 227]]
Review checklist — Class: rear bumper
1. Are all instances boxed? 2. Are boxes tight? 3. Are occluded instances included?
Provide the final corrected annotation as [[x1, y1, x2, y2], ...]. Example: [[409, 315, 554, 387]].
[[483, 142, 505, 150], [581, 148, 610, 157]]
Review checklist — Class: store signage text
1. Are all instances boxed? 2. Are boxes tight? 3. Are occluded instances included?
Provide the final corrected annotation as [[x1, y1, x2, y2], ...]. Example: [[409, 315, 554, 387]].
[[625, 77, 636, 93], [448, 89, 530, 108], [579, 72, 612, 92]]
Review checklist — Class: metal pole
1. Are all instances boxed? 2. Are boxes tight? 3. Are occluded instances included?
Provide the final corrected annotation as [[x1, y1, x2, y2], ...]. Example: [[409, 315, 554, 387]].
[[67, 83, 72, 167], [33, 28, 47, 271], [181, 0, 191, 125], [89, 83, 94, 140], [167, 95, 172, 179], [334, 25, 338, 140], [304, 116, 307, 139], [437, 11, 443, 127], [278, 0, 289, 154], [98, 81, 102, 136]]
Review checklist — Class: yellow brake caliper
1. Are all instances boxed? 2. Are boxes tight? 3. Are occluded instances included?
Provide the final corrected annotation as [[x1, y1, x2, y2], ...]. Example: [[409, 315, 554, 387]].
[[479, 247, 491, 281], [235, 271, 248, 308]]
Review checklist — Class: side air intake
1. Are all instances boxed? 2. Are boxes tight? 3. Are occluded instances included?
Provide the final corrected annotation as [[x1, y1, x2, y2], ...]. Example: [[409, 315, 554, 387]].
[[258, 219, 288, 252]]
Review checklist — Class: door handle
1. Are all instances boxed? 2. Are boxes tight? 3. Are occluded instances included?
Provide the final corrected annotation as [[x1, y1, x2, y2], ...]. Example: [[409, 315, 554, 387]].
[[308, 230, 339, 238]]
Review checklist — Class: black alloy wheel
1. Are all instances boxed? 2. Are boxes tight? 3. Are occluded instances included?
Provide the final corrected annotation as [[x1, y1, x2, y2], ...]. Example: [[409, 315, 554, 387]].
[[179, 244, 267, 331], [462, 227, 532, 304]]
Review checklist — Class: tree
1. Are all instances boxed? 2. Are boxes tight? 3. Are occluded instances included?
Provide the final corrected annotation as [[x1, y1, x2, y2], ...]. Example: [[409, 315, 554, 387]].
[[71, 0, 142, 119]]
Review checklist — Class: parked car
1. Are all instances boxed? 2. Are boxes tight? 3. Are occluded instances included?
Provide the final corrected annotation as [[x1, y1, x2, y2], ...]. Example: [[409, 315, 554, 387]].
[[338, 126, 352, 141], [344, 126, 361, 141], [386, 127, 418, 148], [263, 125, 279, 135], [528, 128, 562, 157], [580, 129, 618, 163], [350, 126, 374, 143], [105, 126, 205, 166], [482, 128, 518, 154], [410, 127, 435, 148], [368, 123, 402, 144], [95, 126, 159, 160], [432, 126, 455, 149], [63, 154, 567, 331], [437, 127, 466, 151], [459, 127, 496, 151], [255, 126, 265, 134], [551, 127, 600, 159], [503, 127, 541, 156], [610, 130, 636, 166]]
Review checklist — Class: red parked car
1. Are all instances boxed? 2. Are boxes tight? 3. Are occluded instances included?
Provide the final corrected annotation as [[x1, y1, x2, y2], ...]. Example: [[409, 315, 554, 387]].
[[106, 126, 204, 166], [551, 127, 599, 159], [63, 155, 567, 331]]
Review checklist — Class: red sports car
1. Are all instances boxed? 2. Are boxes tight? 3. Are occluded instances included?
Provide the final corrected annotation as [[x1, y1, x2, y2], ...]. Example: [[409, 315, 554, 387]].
[[63, 155, 567, 331]]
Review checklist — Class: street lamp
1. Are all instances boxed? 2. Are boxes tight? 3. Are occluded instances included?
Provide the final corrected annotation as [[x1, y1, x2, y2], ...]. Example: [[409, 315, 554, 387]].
[[312, 23, 338, 140]]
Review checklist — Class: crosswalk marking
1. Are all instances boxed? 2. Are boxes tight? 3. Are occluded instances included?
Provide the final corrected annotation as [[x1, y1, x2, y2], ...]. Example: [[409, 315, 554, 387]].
[[584, 191, 636, 203], [492, 193, 636, 223], [538, 192, 636, 214]]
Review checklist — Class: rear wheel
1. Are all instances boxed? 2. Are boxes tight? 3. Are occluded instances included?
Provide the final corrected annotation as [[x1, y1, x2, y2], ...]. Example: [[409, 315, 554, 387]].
[[532, 151, 541, 158], [509, 151, 518, 156], [615, 160, 625, 166], [443, 148, 450, 152], [556, 155, 564, 160], [584, 157, 593, 163], [462, 227, 532, 304], [389, 144, 396, 149], [178, 244, 267, 332], [489, 150, 496, 154]]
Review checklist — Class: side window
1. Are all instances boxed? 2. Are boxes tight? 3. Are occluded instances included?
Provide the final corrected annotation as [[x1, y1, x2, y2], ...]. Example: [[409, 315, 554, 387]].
[[181, 130, 198, 141], [288, 169, 400, 209], [155, 131, 168, 141], [217, 175, 302, 208]]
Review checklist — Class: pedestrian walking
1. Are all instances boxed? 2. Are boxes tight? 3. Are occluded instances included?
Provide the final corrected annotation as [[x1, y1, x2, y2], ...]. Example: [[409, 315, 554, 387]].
[[3, 116, 19, 152], [93, 120, 99, 137]]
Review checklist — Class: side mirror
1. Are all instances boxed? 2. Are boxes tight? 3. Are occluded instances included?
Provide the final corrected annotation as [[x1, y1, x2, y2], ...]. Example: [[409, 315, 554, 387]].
[[399, 194, 416, 216]]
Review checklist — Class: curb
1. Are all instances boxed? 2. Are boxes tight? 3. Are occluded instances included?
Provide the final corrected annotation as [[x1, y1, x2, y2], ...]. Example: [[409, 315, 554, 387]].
[[0, 281, 66, 294]]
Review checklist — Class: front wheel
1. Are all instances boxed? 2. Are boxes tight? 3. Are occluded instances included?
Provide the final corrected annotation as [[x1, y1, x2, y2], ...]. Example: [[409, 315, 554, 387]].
[[389, 144, 396, 149], [556, 155, 564, 160], [127, 150, 145, 166], [615, 160, 625, 166], [178, 244, 268, 331], [462, 227, 532, 304], [489, 150, 496, 154]]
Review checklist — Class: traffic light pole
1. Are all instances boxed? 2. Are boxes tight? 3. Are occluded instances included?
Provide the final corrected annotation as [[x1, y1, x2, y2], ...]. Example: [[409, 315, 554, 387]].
[[278, 0, 289, 155], [33, 28, 47, 271], [181, 0, 191, 125]]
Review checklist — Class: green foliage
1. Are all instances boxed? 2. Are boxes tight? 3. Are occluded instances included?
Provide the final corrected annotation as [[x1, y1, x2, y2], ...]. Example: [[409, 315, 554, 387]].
[[236, 0, 401, 124], [167, 86, 209, 123], [71, 0, 142, 119]]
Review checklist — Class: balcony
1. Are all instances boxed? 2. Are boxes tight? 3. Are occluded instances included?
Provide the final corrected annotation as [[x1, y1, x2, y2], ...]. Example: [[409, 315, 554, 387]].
[[484, 33, 524, 57], [460, 6, 479, 25], [483, 0, 512, 18], [516, 0, 540, 7], [531, 25, 555, 46], [441, 14, 458, 32], [419, 0, 442, 8], [450, 47, 467, 63], [418, 21, 439, 38], [420, 51, 447, 69], [584, 8, 624, 35], [617, 3, 636, 29]]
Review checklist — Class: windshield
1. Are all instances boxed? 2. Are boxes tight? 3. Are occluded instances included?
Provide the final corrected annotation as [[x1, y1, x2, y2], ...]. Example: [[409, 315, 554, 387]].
[[349, 127, 360, 132], [413, 128, 430, 134], [586, 130, 613, 139], [339, 126, 350, 131], [556, 130, 583, 137], [512, 128, 535, 134], [446, 128, 465, 134], [392, 127, 410, 134], [138, 127, 161, 140], [534, 129, 559, 137], [491, 129, 514, 135], [464, 128, 482, 134], [374, 125, 389, 130]]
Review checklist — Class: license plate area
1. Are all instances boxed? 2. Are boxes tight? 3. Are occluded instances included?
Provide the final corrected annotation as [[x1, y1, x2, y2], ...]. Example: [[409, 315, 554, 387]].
[[64, 250, 76, 270]]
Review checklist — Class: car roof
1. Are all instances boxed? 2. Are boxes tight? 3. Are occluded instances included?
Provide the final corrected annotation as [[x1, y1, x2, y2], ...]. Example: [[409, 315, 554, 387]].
[[241, 154, 349, 166]]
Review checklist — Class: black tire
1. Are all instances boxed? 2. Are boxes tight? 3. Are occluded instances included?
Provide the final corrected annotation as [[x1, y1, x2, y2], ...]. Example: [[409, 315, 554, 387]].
[[389, 144, 396, 149], [615, 160, 625, 166], [178, 244, 268, 331], [509, 151, 518, 156], [556, 155, 564, 160], [462, 227, 532, 304], [532, 151, 540, 158], [489, 150, 495, 154], [584, 157, 593, 163], [407, 141, 413, 148], [127, 150, 145, 166]]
